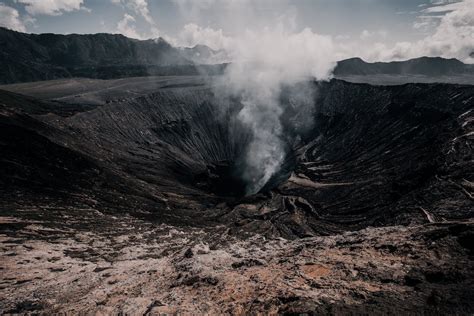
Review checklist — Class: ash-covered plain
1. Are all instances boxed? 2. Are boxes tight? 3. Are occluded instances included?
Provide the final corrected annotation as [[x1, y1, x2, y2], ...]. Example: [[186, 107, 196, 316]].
[[1, 70, 473, 314]]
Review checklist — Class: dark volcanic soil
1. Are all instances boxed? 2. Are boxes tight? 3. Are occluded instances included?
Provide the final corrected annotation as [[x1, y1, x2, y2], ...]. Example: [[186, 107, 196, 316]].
[[0, 76, 473, 314]]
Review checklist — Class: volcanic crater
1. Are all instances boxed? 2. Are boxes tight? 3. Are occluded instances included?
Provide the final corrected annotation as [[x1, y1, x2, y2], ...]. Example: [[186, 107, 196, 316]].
[[2, 77, 473, 232], [1, 75, 473, 314]]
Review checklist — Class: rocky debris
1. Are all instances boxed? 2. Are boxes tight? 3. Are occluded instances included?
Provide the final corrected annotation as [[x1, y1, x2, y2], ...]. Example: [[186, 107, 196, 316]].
[[231, 258, 265, 269], [0, 213, 472, 314]]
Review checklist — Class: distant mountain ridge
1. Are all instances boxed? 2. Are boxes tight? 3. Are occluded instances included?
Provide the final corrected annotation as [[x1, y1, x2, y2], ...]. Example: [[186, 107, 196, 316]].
[[179, 44, 229, 64], [0, 27, 224, 84], [334, 57, 474, 76], [1, 27, 473, 84]]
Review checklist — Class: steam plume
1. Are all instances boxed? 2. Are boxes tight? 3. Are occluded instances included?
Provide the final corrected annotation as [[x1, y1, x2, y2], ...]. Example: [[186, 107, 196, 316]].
[[216, 26, 336, 194]]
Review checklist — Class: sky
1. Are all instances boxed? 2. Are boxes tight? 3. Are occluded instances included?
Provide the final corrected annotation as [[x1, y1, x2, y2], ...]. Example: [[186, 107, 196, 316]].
[[0, 0, 473, 63]]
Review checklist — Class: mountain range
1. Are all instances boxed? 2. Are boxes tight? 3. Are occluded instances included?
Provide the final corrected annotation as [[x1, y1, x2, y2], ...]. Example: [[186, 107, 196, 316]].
[[1, 27, 473, 84], [334, 57, 474, 76], [0, 27, 224, 83]]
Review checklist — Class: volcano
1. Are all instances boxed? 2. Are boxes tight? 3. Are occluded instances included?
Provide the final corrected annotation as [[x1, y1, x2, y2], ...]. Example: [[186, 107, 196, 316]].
[[0, 29, 473, 315]]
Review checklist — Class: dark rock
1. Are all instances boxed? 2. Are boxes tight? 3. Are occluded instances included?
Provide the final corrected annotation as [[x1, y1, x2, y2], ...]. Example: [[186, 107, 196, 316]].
[[181, 275, 218, 286], [183, 248, 194, 258], [231, 259, 265, 269], [458, 231, 474, 255], [375, 244, 397, 253], [7, 300, 43, 313], [93, 267, 112, 273], [405, 270, 424, 287], [427, 290, 443, 306]]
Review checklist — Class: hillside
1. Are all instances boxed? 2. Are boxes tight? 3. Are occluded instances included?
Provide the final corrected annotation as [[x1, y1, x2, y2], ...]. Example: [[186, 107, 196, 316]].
[[334, 56, 474, 76], [0, 27, 205, 83]]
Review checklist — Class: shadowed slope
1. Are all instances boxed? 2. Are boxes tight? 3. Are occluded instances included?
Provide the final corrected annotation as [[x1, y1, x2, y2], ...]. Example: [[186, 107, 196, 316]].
[[2, 78, 472, 238]]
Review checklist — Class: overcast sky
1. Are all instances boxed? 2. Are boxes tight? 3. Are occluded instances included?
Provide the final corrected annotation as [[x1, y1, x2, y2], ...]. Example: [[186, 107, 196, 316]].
[[1, 0, 473, 62]]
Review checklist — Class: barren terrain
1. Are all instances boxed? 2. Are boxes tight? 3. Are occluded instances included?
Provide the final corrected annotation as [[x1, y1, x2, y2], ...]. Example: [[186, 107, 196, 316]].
[[1, 76, 473, 314]]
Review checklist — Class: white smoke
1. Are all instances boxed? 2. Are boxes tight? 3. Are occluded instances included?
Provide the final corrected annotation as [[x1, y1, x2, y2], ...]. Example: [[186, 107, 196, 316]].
[[170, 0, 471, 194], [216, 26, 336, 194]]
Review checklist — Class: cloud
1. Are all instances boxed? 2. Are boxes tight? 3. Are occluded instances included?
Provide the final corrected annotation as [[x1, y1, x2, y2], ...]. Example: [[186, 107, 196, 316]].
[[111, 0, 154, 25], [332, 0, 473, 63], [383, 0, 474, 62], [413, 15, 442, 31], [172, 0, 251, 18], [175, 23, 232, 50], [111, 0, 160, 38], [360, 30, 371, 40], [0, 4, 27, 32], [170, 0, 298, 49], [360, 29, 388, 40], [428, 0, 462, 8], [17, 0, 87, 16], [116, 13, 143, 39], [114, 12, 159, 39], [169, 0, 472, 66], [172, 0, 297, 38]]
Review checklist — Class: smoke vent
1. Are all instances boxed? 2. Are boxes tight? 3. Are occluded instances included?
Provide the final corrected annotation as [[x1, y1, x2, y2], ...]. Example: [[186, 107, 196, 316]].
[[193, 161, 247, 197], [192, 154, 295, 198]]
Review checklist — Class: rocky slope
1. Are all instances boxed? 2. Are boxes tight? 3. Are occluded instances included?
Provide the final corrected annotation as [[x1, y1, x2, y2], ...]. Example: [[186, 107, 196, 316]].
[[0, 77, 473, 314], [4, 78, 471, 235]]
